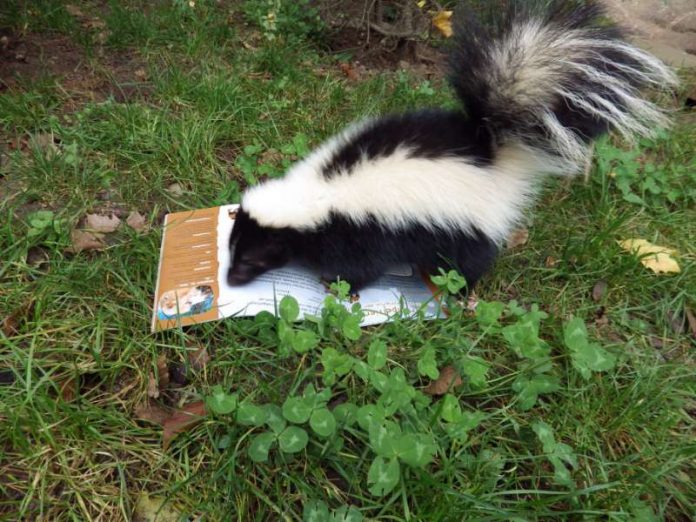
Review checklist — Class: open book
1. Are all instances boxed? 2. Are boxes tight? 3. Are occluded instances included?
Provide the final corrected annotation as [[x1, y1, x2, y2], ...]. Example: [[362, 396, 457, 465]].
[[151, 205, 442, 332]]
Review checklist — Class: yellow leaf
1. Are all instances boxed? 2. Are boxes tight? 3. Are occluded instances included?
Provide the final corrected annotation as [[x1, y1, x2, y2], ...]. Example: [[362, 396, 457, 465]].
[[618, 239, 681, 274], [432, 11, 453, 38], [417, 0, 426, 8], [134, 493, 182, 522]]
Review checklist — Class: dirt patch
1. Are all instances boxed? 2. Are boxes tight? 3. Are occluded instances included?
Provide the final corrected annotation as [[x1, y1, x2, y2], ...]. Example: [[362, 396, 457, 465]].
[[0, 29, 154, 109], [324, 25, 447, 78]]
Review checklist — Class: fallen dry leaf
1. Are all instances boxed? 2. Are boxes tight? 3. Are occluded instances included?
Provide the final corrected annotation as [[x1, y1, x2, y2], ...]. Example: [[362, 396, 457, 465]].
[[58, 376, 77, 402], [618, 239, 680, 274], [30, 132, 60, 156], [69, 229, 105, 252], [133, 492, 182, 522], [506, 228, 529, 249], [339, 62, 359, 81], [126, 211, 147, 232], [188, 346, 210, 371], [685, 307, 696, 339], [156, 353, 170, 390], [466, 291, 479, 311], [85, 213, 121, 233], [147, 371, 160, 399], [591, 280, 608, 302], [135, 402, 171, 425], [432, 10, 454, 38], [166, 183, 184, 196], [424, 365, 463, 395], [134, 68, 147, 80], [162, 401, 206, 449], [65, 4, 85, 18]]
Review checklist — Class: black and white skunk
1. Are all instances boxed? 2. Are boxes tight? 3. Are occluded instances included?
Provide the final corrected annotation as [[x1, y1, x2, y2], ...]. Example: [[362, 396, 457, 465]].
[[227, 0, 676, 291]]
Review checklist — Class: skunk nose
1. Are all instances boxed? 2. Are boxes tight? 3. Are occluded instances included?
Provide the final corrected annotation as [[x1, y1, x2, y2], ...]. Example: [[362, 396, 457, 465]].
[[227, 268, 252, 286]]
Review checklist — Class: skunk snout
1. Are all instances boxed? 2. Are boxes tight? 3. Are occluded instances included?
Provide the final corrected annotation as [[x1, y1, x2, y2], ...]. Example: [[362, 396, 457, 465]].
[[227, 262, 268, 286]]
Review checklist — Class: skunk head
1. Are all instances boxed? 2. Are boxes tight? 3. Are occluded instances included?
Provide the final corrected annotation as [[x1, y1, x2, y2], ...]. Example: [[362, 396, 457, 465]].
[[227, 208, 293, 285]]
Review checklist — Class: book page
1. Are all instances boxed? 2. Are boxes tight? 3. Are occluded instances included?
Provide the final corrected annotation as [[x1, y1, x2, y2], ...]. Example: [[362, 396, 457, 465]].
[[152, 204, 440, 331]]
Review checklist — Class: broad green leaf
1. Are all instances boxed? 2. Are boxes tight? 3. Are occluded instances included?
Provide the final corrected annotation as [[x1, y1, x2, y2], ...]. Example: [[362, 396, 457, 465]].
[[353, 360, 370, 381], [321, 348, 354, 376], [248, 431, 275, 463], [445, 411, 485, 442], [563, 317, 588, 352], [237, 402, 269, 426], [475, 301, 505, 327], [367, 457, 400, 497], [292, 330, 319, 353], [333, 403, 358, 427], [330, 506, 363, 522], [367, 340, 387, 370], [513, 374, 560, 410], [265, 404, 287, 434], [279, 295, 300, 322], [356, 404, 386, 431], [282, 396, 313, 424], [440, 394, 462, 423], [309, 408, 336, 437], [206, 385, 238, 415], [564, 317, 616, 379], [396, 433, 437, 468], [368, 420, 400, 457], [368, 368, 388, 393], [531, 420, 556, 452], [460, 356, 490, 388], [277, 320, 295, 344], [417, 346, 439, 380], [571, 342, 617, 380], [341, 315, 362, 340], [278, 426, 308, 453], [303, 500, 330, 522]]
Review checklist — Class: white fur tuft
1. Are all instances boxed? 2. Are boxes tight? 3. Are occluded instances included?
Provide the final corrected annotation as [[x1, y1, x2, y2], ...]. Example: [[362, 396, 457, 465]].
[[488, 20, 678, 169]]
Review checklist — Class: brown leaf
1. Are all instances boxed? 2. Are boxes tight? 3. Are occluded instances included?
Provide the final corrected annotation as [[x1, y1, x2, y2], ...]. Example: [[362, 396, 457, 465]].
[[147, 371, 159, 399], [544, 256, 558, 268], [134, 68, 147, 80], [30, 132, 60, 156], [2, 314, 19, 337], [126, 211, 147, 231], [85, 213, 121, 233], [685, 307, 696, 339], [59, 376, 77, 402], [339, 62, 359, 81], [591, 280, 607, 302], [162, 401, 206, 449], [188, 346, 210, 371], [69, 229, 105, 252], [135, 402, 171, 425], [65, 4, 85, 18], [506, 228, 529, 249], [423, 365, 463, 395], [156, 353, 170, 390]]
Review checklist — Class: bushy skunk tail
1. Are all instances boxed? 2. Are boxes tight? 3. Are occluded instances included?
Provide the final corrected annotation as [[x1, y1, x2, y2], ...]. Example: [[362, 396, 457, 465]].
[[449, 0, 677, 173]]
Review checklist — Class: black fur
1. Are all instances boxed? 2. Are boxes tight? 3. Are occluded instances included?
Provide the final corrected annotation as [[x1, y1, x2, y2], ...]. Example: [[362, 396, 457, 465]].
[[321, 110, 495, 177], [228, 209, 497, 290]]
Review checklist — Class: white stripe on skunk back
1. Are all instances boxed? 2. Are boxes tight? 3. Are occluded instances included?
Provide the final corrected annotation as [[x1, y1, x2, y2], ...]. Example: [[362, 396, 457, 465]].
[[243, 140, 550, 243], [483, 19, 677, 168]]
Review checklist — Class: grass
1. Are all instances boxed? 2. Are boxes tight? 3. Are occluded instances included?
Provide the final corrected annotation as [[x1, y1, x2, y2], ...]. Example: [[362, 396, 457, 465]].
[[1, 1, 695, 520]]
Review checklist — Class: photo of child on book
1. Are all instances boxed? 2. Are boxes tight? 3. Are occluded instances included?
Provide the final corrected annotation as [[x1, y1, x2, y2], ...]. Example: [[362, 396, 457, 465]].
[[157, 285, 214, 320]]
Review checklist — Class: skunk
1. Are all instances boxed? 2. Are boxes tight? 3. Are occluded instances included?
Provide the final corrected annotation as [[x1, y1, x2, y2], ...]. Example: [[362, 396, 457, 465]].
[[227, 0, 676, 292]]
